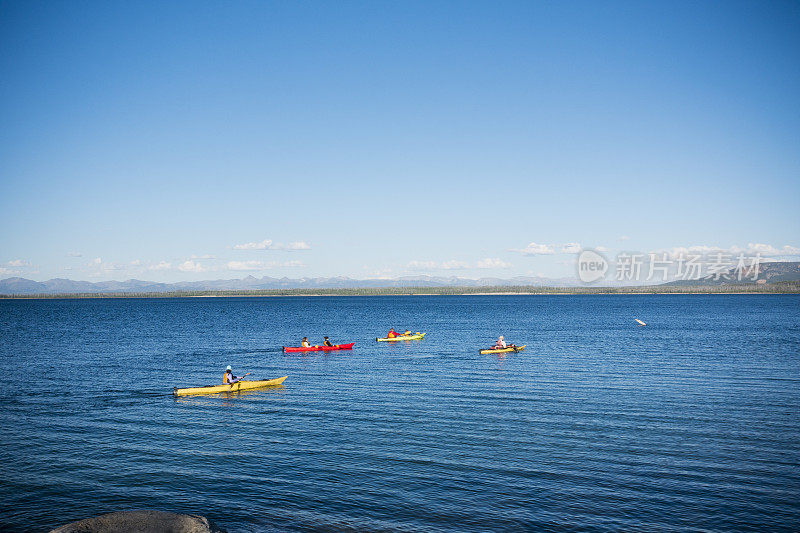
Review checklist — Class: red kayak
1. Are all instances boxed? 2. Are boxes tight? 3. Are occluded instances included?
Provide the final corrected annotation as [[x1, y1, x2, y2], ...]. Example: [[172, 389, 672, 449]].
[[283, 342, 355, 353]]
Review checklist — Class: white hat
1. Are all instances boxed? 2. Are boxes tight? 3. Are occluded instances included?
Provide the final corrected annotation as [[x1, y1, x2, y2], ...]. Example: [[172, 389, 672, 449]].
[[226, 365, 232, 371]]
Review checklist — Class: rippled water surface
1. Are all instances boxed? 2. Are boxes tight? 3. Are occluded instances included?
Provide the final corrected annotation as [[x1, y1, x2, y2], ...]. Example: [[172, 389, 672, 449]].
[[1, 295, 799, 532]]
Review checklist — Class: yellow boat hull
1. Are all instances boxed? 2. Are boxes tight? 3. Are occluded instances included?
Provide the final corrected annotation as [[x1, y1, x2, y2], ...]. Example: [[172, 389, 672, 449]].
[[174, 376, 287, 396], [376, 332, 426, 342], [479, 345, 526, 355]]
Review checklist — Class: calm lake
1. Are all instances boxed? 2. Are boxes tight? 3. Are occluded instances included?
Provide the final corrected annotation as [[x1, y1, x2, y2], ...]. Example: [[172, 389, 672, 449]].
[[1, 295, 798, 532]]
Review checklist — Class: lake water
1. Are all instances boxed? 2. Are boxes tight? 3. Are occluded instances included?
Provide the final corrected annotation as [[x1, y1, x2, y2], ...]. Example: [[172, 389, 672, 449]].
[[1, 295, 798, 532]]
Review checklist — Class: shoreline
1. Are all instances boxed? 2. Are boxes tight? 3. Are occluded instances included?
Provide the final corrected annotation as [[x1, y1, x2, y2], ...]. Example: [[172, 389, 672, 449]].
[[1, 286, 798, 299]]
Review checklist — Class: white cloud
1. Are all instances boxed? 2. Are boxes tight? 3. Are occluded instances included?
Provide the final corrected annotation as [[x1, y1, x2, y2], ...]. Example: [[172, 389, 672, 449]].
[[512, 242, 557, 255], [595, 246, 610, 252], [226, 260, 306, 271], [365, 269, 394, 279], [86, 257, 124, 272], [148, 261, 172, 271], [619, 235, 630, 241], [178, 260, 211, 273], [407, 260, 469, 271], [735, 243, 800, 256], [659, 245, 721, 259], [0, 267, 20, 276], [8, 259, 30, 267], [441, 260, 469, 270], [234, 239, 274, 250], [476, 258, 513, 269], [526, 270, 548, 277], [284, 241, 311, 250], [233, 239, 311, 251], [68, 252, 83, 257], [190, 254, 217, 259], [654, 243, 800, 260], [227, 260, 265, 271], [407, 258, 513, 271], [130, 259, 142, 266], [512, 242, 584, 255], [560, 243, 582, 254], [407, 261, 438, 270]]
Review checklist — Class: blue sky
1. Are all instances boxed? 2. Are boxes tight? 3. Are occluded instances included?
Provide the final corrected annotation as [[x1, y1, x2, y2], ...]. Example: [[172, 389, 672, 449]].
[[1, 1, 799, 282]]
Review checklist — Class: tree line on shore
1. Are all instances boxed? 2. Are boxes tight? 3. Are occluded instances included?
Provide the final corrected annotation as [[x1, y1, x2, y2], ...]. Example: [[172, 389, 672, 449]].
[[2, 281, 798, 298]]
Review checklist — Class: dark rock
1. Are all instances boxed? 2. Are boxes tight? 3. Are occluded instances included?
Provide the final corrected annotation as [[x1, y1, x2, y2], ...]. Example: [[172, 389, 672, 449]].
[[50, 510, 226, 533]]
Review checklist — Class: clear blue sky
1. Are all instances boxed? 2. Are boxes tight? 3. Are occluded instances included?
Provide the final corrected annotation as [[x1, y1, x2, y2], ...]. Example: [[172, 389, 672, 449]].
[[2, 1, 799, 282]]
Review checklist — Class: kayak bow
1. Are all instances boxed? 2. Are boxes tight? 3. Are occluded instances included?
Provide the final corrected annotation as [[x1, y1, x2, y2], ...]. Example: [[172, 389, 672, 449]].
[[376, 333, 426, 342], [283, 342, 355, 353], [479, 345, 526, 355], [173, 376, 288, 396]]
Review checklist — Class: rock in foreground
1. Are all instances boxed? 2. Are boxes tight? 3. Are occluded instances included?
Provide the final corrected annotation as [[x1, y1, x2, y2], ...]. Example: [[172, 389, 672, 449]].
[[50, 510, 225, 533]]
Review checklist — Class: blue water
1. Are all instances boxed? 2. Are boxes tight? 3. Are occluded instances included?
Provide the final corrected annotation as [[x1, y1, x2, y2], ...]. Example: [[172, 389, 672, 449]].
[[1, 295, 799, 532]]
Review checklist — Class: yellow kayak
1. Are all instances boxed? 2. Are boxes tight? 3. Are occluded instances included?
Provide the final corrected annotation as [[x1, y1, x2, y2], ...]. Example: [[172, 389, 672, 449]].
[[376, 332, 426, 342], [173, 376, 287, 396], [479, 345, 526, 355]]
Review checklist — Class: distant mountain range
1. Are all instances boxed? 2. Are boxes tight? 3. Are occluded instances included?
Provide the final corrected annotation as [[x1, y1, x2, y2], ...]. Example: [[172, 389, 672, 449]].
[[664, 261, 800, 286], [2, 262, 797, 295], [0, 274, 580, 295]]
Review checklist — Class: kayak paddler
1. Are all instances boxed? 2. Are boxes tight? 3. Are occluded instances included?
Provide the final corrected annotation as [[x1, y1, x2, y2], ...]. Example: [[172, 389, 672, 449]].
[[492, 336, 517, 350], [223, 365, 246, 385], [387, 328, 399, 338], [301, 337, 311, 347], [323, 336, 334, 347]]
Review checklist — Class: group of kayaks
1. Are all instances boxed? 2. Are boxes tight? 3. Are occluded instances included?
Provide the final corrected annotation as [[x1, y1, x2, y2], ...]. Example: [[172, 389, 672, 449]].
[[376, 332, 426, 342], [174, 332, 429, 396], [174, 330, 525, 396], [281, 332, 427, 352], [283, 342, 356, 353]]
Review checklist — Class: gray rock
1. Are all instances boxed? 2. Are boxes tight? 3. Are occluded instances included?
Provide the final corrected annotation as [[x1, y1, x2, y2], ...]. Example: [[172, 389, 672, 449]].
[[50, 510, 226, 533]]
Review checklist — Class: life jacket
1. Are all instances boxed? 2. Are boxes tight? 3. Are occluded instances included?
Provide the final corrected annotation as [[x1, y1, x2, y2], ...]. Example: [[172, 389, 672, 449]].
[[388, 331, 397, 338], [223, 372, 230, 384]]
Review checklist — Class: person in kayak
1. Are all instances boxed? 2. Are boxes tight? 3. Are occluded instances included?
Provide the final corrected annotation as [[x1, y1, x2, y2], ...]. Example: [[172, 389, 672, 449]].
[[301, 337, 311, 347], [387, 328, 400, 338], [223, 365, 245, 385], [493, 336, 516, 349], [323, 336, 334, 347]]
